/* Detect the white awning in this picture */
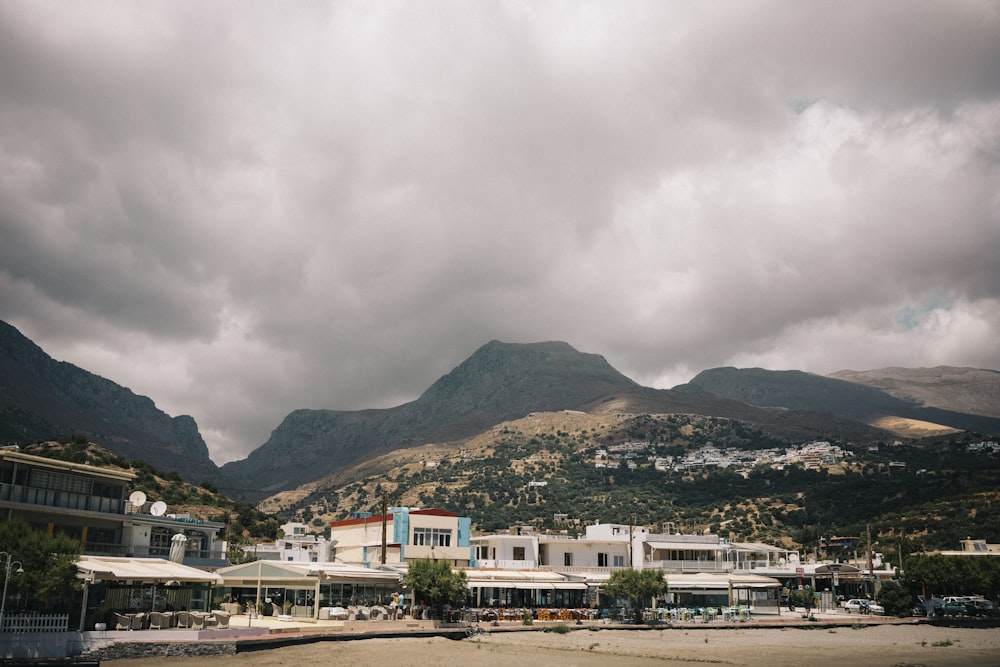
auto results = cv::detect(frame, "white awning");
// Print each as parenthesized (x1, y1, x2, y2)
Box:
(76, 556, 222, 584)
(646, 541, 722, 551)
(553, 582, 588, 590)
(667, 573, 780, 590)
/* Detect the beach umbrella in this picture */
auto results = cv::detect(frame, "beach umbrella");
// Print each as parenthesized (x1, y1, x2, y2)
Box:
(169, 533, 188, 563)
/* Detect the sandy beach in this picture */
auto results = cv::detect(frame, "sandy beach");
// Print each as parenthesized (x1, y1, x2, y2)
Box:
(111, 624, 1000, 667)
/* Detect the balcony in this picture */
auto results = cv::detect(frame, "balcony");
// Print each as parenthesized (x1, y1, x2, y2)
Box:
(645, 559, 733, 573)
(473, 559, 538, 570)
(0, 482, 124, 515)
(404, 544, 470, 563)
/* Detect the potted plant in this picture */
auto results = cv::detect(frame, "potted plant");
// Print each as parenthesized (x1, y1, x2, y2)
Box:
(92, 602, 112, 631)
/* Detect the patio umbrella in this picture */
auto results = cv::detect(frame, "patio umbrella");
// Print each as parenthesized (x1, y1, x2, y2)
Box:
(169, 533, 188, 563)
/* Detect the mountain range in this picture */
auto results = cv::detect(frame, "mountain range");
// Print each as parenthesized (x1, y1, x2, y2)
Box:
(2, 319, 998, 503)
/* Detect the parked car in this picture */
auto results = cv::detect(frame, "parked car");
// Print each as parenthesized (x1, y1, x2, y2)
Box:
(940, 597, 970, 616)
(964, 599, 998, 617)
(841, 598, 884, 615)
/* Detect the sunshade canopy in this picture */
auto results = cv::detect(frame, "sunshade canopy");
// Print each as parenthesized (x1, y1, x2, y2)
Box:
(76, 556, 223, 584)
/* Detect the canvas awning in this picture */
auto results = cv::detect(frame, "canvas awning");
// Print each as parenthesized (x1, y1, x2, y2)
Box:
(667, 572, 780, 590)
(464, 570, 567, 589)
(75, 556, 222, 584)
(646, 541, 723, 551)
(217, 560, 400, 586)
(552, 582, 588, 590)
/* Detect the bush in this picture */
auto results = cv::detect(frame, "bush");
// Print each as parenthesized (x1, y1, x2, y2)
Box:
(875, 580, 913, 617)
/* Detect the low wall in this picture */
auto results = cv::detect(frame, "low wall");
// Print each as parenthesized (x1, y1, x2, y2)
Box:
(2, 632, 80, 660)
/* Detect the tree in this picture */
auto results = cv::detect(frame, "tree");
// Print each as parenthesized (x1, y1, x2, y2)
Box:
(402, 559, 468, 614)
(0, 519, 81, 613)
(603, 568, 668, 623)
(789, 586, 817, 615)
(876, 580, 913, 617)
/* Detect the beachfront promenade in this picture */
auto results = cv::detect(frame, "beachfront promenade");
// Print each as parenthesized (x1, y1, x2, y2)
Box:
(65, 607, 919, 660)
(2, 607, 931, 661)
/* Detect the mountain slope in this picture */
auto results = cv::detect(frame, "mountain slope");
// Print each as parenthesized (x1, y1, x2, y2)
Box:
(830, 366, 1000, 419)
(687, 367, 1000, 436)
(0, 320, 220, 482)
(220, 340, 641, 498)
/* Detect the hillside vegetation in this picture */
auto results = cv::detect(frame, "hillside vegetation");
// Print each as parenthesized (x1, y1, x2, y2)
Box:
(265, 409, 1000, 557)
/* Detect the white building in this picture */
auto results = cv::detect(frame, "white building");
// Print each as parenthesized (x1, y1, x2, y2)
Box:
(327, 507, 472, 567)
(251, 521, 333, 563)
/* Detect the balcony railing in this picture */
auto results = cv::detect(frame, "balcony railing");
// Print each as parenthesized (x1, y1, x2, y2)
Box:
(81, 542, 228, 564)
(0, 482, 124, 515)
(645, 559, 733, 573)
(472, 559, 538, 570)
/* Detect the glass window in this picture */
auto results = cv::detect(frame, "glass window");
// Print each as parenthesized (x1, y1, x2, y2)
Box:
(412, 528, 452, 547)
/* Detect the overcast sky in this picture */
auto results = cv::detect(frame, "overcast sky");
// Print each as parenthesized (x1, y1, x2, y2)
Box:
(2, 2, 999, 465)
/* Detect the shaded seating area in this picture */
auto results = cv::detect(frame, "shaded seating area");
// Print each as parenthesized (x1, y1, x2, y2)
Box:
(77, 556, 225, 632)
(147, 611, 172, 629)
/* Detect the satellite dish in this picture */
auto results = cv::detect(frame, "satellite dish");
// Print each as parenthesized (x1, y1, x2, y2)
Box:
(129, 491, 147, 507)
(150, 501, 168, 516)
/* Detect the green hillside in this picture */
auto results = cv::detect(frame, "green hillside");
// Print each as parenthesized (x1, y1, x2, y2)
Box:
(271, 410, 1000, 558)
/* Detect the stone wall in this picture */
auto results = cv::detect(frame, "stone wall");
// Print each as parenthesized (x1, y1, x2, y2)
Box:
(81, 641, 238, 661)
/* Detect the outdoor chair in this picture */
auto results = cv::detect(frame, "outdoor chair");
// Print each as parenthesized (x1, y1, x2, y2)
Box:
(129, 612, 145, 630)
(175, 611, 192, 628)
(114, 613, 131, 631)
(214, 611, 230, 629)
(190, 613, 206, 630)
(148, 611, 171, 629)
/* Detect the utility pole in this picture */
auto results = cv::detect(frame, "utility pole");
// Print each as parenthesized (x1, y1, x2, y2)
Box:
(866, 524, 875, 598)
(628, 514, 634, 569)
(381, 492, 388, 565)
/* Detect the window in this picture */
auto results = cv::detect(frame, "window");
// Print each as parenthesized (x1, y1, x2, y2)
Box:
(150, 527, 173, 557)
(29, 469, 92, 494)
(613, 555, 625, 567)
(564, 552, 573, 566)
(598, 552, 608, 567)
(512, 546, 525, 561)
(412, 528, 452, 547)
(184, 529, 205, 556)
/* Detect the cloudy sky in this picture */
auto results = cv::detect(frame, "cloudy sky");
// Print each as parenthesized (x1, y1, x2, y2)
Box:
(2, 1, 999, 464)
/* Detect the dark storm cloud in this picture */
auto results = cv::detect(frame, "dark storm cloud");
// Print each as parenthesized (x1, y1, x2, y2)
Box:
(1, 1, 997, 463)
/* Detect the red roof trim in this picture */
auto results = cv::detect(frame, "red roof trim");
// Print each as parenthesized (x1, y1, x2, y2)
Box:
(328, 507, 459, 528)
(409, 508, 459, 518)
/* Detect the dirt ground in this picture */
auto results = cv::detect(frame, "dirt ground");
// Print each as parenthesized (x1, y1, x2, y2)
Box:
(112, 624, 1000, 667)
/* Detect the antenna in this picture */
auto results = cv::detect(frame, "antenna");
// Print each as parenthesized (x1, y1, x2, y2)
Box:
(129, 491, 147, 507)
(150, 501, 168, 516)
